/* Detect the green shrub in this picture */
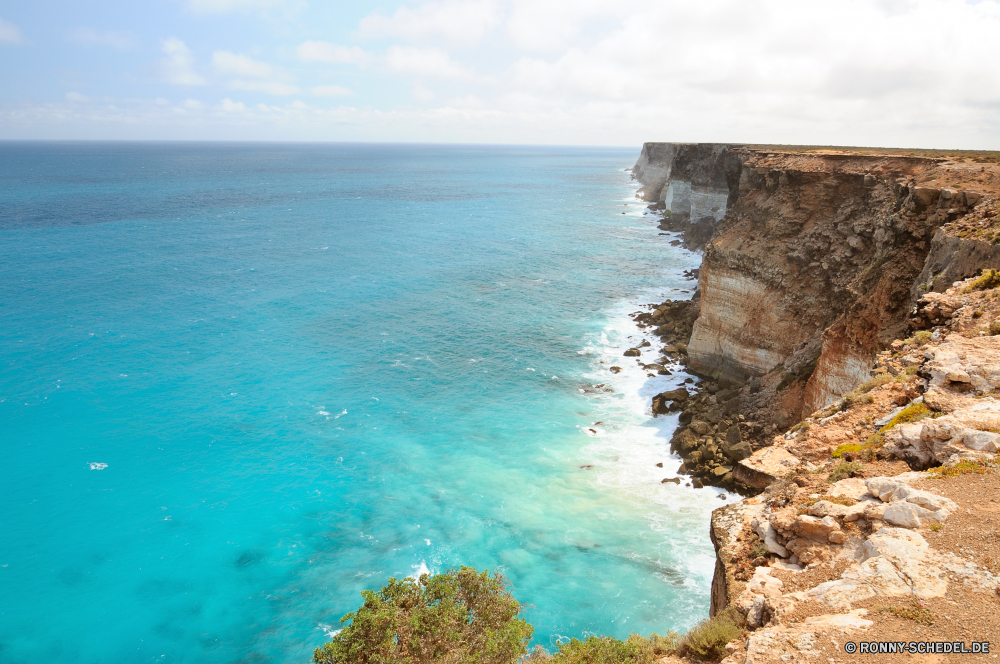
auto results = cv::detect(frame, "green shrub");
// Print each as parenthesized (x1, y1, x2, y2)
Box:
(832, 443, 864, 459)
(963, 269, 1000, 292)
(913, 330, 933, 345)
(828, 461, 863, 483)
(549, 633, 678, 664)
(881, 403, 934, 431)
(313, 567, 533, 664)
(990, 321, 1000, 336)
(678, 606, 743, 661)
(883, 600, 935, 625)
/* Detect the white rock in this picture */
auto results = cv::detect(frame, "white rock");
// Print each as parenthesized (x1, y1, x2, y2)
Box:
(883, 502, 934, 528)
(827, 477, 870, 500)
(752, 517, 790, 558)
(865, 477, 904, 502)
(890, 486, 957, 512)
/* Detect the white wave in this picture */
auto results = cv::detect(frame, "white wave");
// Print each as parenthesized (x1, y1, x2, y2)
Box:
(406, 561, 432, 580)
(317, 623, 341, 638)
(89, 462, 108, 470)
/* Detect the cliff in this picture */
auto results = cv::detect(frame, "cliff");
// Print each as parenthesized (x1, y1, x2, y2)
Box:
(632, 143, 1000, 662)
(705, 275, 1000, 664)
(635, 143, 1000, 441)
(632, 143, 736, 250)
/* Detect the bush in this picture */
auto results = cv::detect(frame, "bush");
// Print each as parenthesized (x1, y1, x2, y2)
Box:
(548, 633, 678, 664)
(313, 567, 533, 664)
(990, 321, 1000, 336)
(832, 443, 864, 459)
(881, 403, 934, 431)
(828, 461, 863, 483)
(963, 269, 1000, 292)
(913, 330, 933, 345)
(678, 606, 743, 661)
(839, 374, 891, 410)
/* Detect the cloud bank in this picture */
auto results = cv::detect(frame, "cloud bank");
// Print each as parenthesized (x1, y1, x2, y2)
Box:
(3, 0, 1000, 146)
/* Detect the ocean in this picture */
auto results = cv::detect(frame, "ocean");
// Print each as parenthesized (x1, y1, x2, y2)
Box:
(0, 142, 733, 663)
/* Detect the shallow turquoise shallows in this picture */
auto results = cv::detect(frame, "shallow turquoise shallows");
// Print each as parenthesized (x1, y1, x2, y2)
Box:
(0, 143, 732, 664)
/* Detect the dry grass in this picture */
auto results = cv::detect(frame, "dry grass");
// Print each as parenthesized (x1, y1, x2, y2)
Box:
(678, 606, 744, 661)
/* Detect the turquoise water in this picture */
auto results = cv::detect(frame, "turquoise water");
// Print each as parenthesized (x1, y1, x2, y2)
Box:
(0, 143, 734, 663)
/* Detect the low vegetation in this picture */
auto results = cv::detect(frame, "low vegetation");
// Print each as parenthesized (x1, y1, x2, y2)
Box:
(313, 568, 532, 664)
(839, 374, 891, 410)
(882, 402, 934, 430)
(316, 569, 740, 664)
(925, 457, 998, 478)
(678, 607, 744, 661)
(532, 632, 680, 664)
(828, 461, 864, 483)
(962, 268, 1000, 292)
(881, 600, 935, 626)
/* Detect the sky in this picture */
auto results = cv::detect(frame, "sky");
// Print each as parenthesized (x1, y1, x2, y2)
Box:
(1, 0, 999, 147)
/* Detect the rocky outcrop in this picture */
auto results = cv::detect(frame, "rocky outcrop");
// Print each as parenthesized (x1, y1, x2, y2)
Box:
(704, 274, 1000, 663)
(632, 143, 736, 250)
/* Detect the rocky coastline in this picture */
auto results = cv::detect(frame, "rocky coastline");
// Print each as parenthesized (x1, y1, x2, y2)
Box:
(628, 143, 1000, 662)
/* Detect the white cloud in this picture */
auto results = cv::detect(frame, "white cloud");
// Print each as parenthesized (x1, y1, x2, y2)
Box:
(213, 51, 275, 78)
(70, 27, 133, 50)
(385, 46, 471, 79)
(230, 80, 300, 95)
(220, 98, 247, 112)
(297, 41, 370, 65)
(0, 17, 23, 43)
(159, 37, 206, 86)
(412, 84, 436, 102)
(7, 0, 1000, 147)
(357, 0, 500, 45)
(505, 0, 620, 52)
(213, 51, 299, 94)
(65, 92, 88, 102)
(312, 85, 354, 96)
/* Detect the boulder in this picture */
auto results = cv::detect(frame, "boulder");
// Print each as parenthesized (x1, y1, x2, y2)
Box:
(883, 502, 944, 528)
(883, 403, 1000, 468)
(671, 428, 699, 454)
(657, 388, 690, 402)
(733, 446, 801, 489)
(623, 348, 641, 357)
(690, 420, 711, 435)
(750, 517, 790, 558)
(723, 441, 753, 463)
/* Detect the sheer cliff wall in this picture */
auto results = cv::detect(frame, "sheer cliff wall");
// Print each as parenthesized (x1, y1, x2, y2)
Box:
(633, 142, 736, 250)
(634, 143, 998, 437)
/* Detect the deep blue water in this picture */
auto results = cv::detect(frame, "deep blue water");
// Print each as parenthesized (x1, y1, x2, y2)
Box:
(0, 142, 733, 664)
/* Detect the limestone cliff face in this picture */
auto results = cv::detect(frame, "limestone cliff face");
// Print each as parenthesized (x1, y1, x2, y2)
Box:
(632, 143, 735, 249)
(635, 141, 998, 445)
(688, 152, 956, 424)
